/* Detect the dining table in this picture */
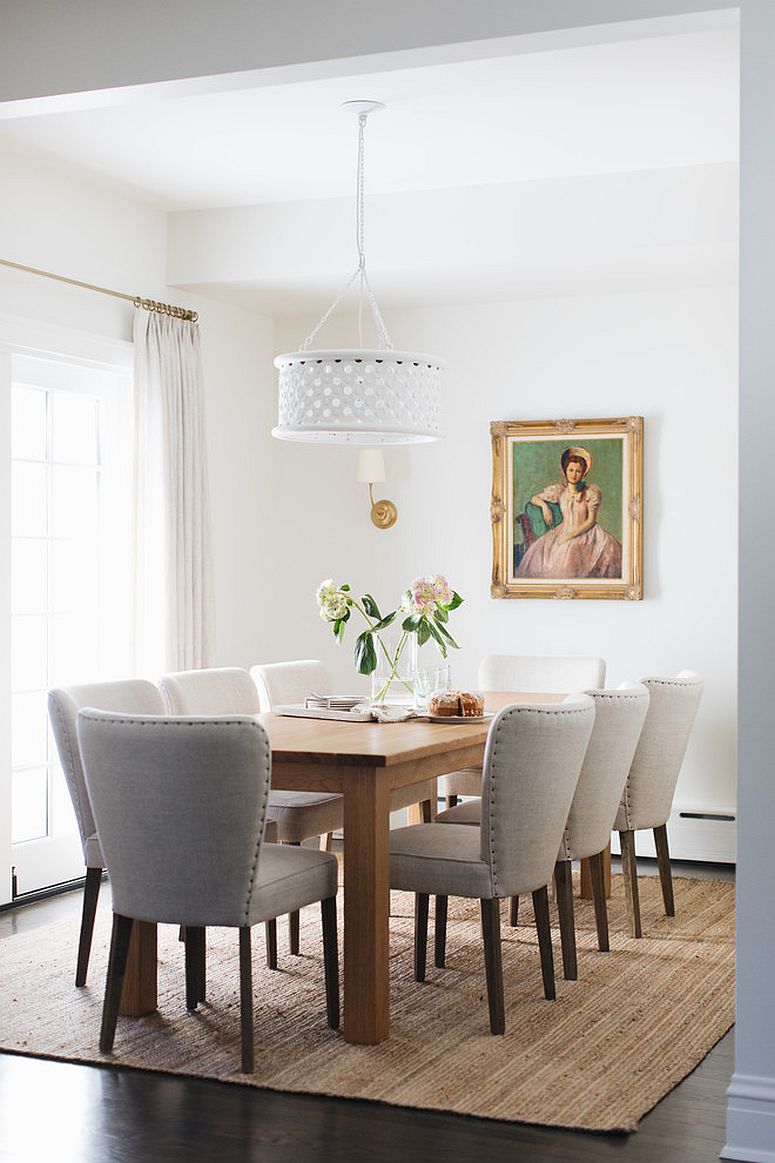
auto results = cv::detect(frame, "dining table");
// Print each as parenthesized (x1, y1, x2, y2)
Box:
(119, 690, 578, 1044)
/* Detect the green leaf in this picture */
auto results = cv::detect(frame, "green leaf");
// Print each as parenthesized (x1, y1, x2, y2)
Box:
(426, 619, 448, 658)
(340, 606, 351, 623)
(445, 591, 463, 610)
(402, 614, 422, 632)
(340, 583, 350, 591)
(435, 604, 449, 623)
(435, 620, 460, 650)
(354, 631, 377, 675)
(362, 593, 381, 620)
(417, 619, 431, 647)
(372, 611, 397, 632)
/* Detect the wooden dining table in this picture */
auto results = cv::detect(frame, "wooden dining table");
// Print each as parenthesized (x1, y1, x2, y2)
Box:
(119, 691, 573, 1044)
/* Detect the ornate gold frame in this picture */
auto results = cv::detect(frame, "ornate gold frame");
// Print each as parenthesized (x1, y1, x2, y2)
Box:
(491, 416, 643, 600)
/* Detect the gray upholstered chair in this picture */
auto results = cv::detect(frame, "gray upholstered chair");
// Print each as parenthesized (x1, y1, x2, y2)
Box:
(159, 666, 338, 963)
(76, 711, 339, 1073)
(438, 655, 606, 806)
(389, 696, 595, 1033)
(251, 658, 438, 821)
(47, 679, 166, 986)
(615, 671, 703, 938)
(438, 684, 650, 980)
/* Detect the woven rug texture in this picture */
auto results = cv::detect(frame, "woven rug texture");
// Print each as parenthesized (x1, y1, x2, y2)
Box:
(0, 872, 734, 1133)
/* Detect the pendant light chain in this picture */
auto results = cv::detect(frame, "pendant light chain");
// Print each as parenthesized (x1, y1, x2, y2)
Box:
(300, 108, 393, 352)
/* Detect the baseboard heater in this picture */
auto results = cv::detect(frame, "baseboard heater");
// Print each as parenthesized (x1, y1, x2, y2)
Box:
(610, 807, 736, 864)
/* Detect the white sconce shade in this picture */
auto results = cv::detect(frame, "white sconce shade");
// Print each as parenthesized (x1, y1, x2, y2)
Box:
(356, 450, 387, 483)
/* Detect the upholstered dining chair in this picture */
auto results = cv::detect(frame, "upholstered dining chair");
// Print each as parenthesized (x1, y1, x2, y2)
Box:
(389, 696, 595, 1033)
(48, 679, 167, 987)
(251, 658, 438, 821)
(159, 666, 341, 963)
(76, 711, 339, 1072)
(615, 671, 703, 938)
(438, 655, 606, 807)
(437, 684, 650, 980)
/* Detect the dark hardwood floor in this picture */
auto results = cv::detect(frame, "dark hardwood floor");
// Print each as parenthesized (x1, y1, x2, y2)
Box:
(0, 859, 735, 1163)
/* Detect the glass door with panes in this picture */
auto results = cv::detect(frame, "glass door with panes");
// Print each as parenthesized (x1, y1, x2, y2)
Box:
(8, 353, 131, 897)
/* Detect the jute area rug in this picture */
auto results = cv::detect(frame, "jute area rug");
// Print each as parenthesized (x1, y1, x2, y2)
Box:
(0, 872, 734, 1133)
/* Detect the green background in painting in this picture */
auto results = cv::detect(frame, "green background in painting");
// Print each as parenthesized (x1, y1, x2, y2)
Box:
(512, 438, 623, 541)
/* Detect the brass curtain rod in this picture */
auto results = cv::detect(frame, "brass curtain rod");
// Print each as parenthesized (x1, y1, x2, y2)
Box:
(0, 257, 199, 323)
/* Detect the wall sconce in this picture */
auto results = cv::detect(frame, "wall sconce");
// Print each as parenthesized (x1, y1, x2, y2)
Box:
(356, 450, 397, 529)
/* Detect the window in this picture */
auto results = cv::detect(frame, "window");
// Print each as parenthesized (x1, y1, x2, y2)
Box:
(8, 353, 132, 891)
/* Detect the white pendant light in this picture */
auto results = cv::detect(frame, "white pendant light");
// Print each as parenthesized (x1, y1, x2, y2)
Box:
(272, 101, 444, 445)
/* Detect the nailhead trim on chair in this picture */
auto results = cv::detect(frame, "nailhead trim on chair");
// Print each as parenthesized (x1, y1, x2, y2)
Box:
(76, 714, 272, 925)
(487, 705, 590, 898)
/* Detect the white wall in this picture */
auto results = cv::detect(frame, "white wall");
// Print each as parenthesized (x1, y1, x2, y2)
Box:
(273, 285, 737, 821)
(0, 142, 276, 670)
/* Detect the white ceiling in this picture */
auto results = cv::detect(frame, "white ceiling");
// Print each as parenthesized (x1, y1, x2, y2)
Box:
(0, 26, 738, 212)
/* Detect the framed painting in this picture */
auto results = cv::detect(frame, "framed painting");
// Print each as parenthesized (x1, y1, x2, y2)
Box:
(490, 417, 643, 600)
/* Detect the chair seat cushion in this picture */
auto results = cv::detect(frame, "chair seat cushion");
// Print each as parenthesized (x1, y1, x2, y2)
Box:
(437, 767, 483, 798)
(248, 844, 338, 925)
(266, 791, 343, 843)
(389, 823, 493, 899)
(436, 799, 482, 826)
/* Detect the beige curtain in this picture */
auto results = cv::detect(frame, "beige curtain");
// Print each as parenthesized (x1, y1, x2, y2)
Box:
(132, 310, 214, 675)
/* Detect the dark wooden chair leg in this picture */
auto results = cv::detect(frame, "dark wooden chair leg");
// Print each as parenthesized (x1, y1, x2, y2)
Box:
(532, 885, 556, 1000)
(289, 911, 300, 955)
(288, 841, 301, 955)
(653, 824, 675, 917)
(509, 896, 519, 927)
(619, 829, 642, 938)
(480, 898, 505, 1034)
(239, 927, 254, 1073)
(554, 860, 577, 981)
(414, 893, 429, 982)
(588, 850, 610, 952)
(99, 913, 134, 1052)
(320, 896, 340, 1029)
(185, 926, 206, 1010)
(75, 866, 102, 987)
(265, 919, 278, 969)
(434, 895, 448, 968)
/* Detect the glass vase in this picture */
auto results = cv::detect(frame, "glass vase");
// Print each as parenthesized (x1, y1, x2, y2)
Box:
(370, 631, 417, 705)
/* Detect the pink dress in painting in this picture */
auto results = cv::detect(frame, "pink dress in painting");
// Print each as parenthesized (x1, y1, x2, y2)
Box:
(517, 483, 622, 580)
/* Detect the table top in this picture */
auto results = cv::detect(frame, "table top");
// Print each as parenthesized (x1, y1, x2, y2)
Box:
(259, 691, 564, 767)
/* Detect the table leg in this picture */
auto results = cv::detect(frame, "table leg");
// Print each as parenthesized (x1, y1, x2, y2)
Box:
(342, 768, 390, 1044)
(118, 921, 158, 1016)
(580, 841, 612, 900)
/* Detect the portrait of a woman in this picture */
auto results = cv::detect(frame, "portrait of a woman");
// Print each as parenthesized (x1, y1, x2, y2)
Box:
(516, 445, 622, 580)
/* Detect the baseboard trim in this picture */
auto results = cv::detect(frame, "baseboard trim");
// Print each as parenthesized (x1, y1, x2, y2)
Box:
(722, 1072, 775, 1162)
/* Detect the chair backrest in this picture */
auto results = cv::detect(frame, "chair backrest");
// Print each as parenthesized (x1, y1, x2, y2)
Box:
(560, 683, 650, 861)
(479, 695, 595, 897)
(250, 660, 334, 711)
(478, 655, 606, 694)
(48, 679, 165, 863)
(159, 667, 261, 715)
(619, 671, 704, 831)
(77, 712, 271, 928)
